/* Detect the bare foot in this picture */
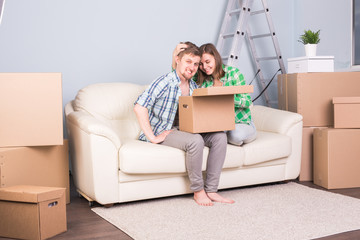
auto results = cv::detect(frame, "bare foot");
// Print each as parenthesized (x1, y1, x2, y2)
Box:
(207, 192, 235, 204)
(194, 190, 213, 206)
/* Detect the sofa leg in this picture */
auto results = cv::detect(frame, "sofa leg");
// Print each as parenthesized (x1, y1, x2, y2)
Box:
(76, 189, 96, 207)
(104, 203, 114, 208)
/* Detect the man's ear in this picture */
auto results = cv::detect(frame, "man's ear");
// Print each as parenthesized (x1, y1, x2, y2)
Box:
(175, 55, 180, 65)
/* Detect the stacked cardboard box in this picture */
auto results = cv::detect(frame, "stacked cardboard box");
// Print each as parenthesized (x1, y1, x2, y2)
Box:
(313, 128, 360, 189)
(312, 97, 360, 189)
(0, 185, 67, 240)
(278, 72, 360, 182)
(0, 73, 70, 203)
(333, 97, 360, 129)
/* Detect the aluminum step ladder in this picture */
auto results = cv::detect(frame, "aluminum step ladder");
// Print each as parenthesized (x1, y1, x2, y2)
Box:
(216, 0, 286, 107)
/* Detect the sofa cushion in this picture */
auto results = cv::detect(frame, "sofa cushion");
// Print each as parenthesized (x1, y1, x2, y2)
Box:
(119, 140, 186, 174)
(119, 140, 245, 174)
(243, 131, 291, 166)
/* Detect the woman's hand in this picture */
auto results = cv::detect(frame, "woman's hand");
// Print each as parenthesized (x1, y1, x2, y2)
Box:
(173, 43, 188, 56)
(172, 43, 188, 69)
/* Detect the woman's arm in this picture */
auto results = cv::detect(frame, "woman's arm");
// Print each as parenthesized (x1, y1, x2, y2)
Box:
(234, 93, 252, 108)
(228, 68, 253, 108)
(172, 43, 188, 70)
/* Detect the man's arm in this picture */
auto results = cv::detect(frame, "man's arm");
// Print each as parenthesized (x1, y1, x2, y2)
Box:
(134, 103, 172, 144)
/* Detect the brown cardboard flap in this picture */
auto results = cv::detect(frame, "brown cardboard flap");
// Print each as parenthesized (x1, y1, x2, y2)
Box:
(192, 85, 253, 96)
(332, 96, 360, 104)
(0, 185, 65, 203)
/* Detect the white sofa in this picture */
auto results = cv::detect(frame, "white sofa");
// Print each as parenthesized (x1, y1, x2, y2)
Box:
(65, 82, 303, 206)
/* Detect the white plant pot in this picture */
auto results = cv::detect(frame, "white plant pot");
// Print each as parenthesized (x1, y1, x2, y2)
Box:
(305, 44, 317, 57)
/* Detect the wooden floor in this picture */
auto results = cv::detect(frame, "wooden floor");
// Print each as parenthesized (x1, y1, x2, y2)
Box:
(1, 176, 360, 240)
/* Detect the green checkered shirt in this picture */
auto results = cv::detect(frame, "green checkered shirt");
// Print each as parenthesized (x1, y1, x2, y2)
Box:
(200, 65, 252, 124)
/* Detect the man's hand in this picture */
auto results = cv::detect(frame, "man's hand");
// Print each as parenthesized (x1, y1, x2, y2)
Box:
(149, 129, 173, 144)
(134, 104, 174, 144)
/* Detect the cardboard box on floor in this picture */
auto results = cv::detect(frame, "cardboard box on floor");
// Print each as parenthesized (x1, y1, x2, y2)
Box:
(333, 97, 360, 129)
(0, 140, 70, 204)
(313, 128, 360, 189)
(0, 73, 63, 147)
(0, 185, 67, 240)
(179, 85, 254, 133)
(278, 72, 360, 127)
(299, 127, 327, 181)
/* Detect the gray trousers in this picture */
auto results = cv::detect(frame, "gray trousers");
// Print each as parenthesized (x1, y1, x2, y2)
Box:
(160, 129, 227, 193)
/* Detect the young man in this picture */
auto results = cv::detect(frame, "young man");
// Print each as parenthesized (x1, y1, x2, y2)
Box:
(134, 42, 234, 206)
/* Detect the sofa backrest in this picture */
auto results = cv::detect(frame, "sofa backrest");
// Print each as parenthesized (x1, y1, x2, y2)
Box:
(74, 82, 147, 141)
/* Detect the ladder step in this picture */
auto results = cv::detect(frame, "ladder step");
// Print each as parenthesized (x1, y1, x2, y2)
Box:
(228, 8, 242, 16)
(260, 79, 274, 83)
(221, 32, 236, 39)
(221, 56, 229, 61)
(256, 56, 278, 61)
(251, 9, 266, 15)
(250, 33, 272, 39)
(268, 100, 278, 104)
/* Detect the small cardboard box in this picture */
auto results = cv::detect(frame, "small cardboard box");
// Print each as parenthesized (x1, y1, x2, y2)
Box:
(313, 128, 360, 189)
(333, 97, 360, 129)
(0, 73, 63, 147)
(299, 127, 327, 181)
(278, 72, 360, 127)
(0, 140, 70, 204)
(287, 56, 334, 73)
(179, 85, 253, 133)
(0, 185, 67, 240)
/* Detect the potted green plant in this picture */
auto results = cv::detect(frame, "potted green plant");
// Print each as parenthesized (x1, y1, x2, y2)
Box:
(298, 29, 320, 57)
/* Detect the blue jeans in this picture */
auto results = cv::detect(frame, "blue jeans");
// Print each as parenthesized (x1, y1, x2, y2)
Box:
(227, 121, 257, 146)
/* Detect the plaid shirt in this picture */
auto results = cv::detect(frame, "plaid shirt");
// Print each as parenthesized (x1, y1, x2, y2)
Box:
(201, 65, 252, 124)
(135, 70, 198, 141)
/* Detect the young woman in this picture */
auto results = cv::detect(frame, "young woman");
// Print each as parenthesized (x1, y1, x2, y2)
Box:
(173, 43, 256, 146)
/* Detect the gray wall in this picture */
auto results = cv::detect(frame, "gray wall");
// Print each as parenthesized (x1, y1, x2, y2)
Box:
(0, 0, 354, 113)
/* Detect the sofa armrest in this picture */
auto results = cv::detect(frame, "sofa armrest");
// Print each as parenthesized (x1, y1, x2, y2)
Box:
(66, 111, 121, 149)
(252, 105, 303, 179)
(252, 105, 303, 135)
(65, 103, 120, 204)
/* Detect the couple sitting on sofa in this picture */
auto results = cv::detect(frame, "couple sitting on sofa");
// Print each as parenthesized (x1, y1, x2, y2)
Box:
(133, 41, 256, 206)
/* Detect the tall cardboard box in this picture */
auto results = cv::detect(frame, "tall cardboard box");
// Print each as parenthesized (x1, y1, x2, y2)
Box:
(0, 140, 70, 203)
(313, 128, 360, 189)
(333, 97, 360, 129)
(278, 72, 360, 127)
(299, 127, 327, 181)
(0, 185, 67, 240)
(179, 85, 253, 133)
(0, 73, 63, 147)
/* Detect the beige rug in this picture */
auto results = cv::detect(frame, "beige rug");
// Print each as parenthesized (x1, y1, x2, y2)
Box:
(92, 182, 360, 240)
